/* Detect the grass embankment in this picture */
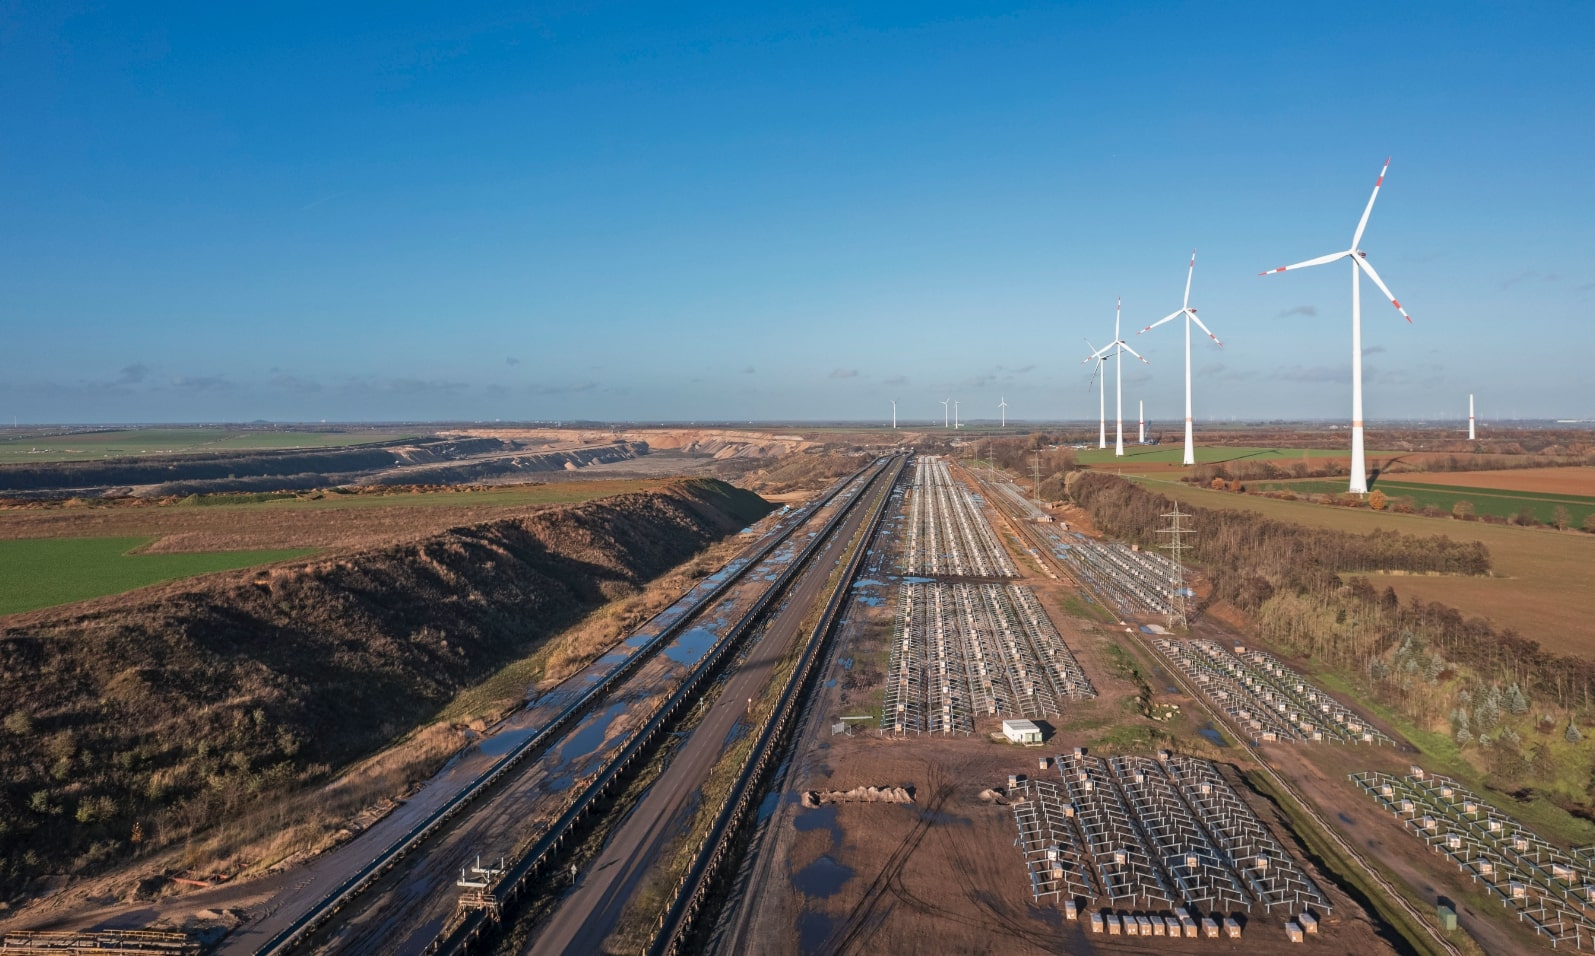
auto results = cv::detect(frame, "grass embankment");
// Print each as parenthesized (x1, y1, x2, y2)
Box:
(0, 537, 316, 616)
(0, 428, 414, 464)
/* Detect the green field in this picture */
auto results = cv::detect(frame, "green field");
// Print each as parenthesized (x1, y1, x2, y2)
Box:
(1251, 478, 1595, 527)
(170, 479, 670, 512)
(0, 428, 417, 464)
(1073, 444, 1388, 467)
(0, 537, 317, 616)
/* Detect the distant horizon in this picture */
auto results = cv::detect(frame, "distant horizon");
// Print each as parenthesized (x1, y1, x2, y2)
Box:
(5, 418, 1592, 431)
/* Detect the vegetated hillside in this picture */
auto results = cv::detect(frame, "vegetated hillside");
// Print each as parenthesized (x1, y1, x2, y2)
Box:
(0, 478, 771, 896)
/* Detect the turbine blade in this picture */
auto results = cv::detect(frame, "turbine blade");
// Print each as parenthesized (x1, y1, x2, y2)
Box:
(1183, 249, 1196, 310)
(1188, 310, 1224, 347)
(1139, 310, 1183, 334)
(1351, 156, 1391, 250)
(1120, 341, 1149, 364)
(1354, 255, 1413, 323)
(1260, 250, 1348, 275)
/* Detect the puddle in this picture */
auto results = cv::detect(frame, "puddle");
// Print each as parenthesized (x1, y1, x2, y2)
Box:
(794, 804, 843, 846)
(797, 910, 834, 951)
(791, 854, 854, 898)
(663, 627, 720, 667)
(478, 727, 535, 758)
(823, 679, 837, 688)
(595, 652, 628, 668)
(756, 789, 781, 824)
(1196, 725, 1228, 748)
(547, 774, 574, 792)
(1338, 812, 1355, 825)
(624, 634, 653, 649)
(918, 807, 971, 827)
(558, 701, 629, 764)
(852, 579, 883, 587)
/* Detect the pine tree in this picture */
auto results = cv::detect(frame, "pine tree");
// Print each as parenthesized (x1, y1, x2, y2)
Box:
(1568, 722, 1583, 744)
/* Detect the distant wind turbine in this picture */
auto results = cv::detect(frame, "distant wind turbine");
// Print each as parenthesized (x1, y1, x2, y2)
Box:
(891, 399, 897, 430)
(1084, 297, 1148, 456)
(940, 399, 950, 429)
(954, 400, 960, 429)
(1138, 400, 1145, 444)
(1084, 339, 1108, 449)
(1139, 249, 1224, 466)
(1468, 394, 1475, 440)
(999, 396, 1007, 429)
(1261, 157, 1411, 494)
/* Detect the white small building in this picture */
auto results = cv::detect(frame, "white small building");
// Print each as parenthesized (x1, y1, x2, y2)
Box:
(1002, 718, 1044, 746)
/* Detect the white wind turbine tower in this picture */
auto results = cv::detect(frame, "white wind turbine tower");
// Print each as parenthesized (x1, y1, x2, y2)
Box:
(1139, 249, 1224, 466)
(1084, 338, 1109, 448)
(999, 396, 1007, 429)
(940, 399, 950, 429)
(1138, 400, 1145, 444)
(891, 400, 897, 429)
(1084, 297, 1148, 456)
(954, 400, 960, 429)
(1261, 157, 1411, 494)
(1469, 394, 1475, 440)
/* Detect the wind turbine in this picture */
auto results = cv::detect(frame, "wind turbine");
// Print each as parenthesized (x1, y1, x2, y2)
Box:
(1083, 339, 1108, 448)
(954, 401, 960, 429)
(1138, 400, 1145, 444)
(1139, 249, 1224, 466)
(1261, 157, 1411, 494)
(891, 399, 897, 430)
(998, 396, 1007, 429)
(1468, 394, 1475, 440)
(940, 399, 949, 429)
(1084, 297, 1148, 456)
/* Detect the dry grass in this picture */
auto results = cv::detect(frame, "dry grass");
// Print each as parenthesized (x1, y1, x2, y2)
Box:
(1132, 475, 1595, 649)
(0, 480, 672, 554)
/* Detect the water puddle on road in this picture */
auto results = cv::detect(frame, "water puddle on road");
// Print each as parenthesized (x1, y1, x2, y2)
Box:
(478, 727, 535, 758)
(663, 626, 719, 667)
(1196, 724, 1228, 747)
(793, 804, 843, 847)
(791, 854, 854, 898)
(797, 912, 834, 952)
(558, 701, 629, 764)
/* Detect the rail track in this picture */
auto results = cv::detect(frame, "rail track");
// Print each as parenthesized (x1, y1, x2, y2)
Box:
(426, 456, 902, 955)
(246, 462, 879, 955)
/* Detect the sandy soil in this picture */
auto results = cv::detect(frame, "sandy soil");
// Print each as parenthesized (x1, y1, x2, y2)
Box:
(1383, 466, 1595, 496)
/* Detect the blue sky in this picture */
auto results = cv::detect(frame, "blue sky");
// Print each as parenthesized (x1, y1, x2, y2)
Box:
(2, 2, 1591, 424)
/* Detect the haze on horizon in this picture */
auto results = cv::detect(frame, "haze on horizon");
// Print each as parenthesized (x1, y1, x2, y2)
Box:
(2, 3, 1591, 426)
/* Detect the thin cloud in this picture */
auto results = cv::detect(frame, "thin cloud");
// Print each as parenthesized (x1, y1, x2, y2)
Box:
(1501, 270, 1560, 290)
(1362, 345, 1387, 357)
(505, 356, 521, 366)
(741, 365, 756, 374)
(170, 376, 233, 391)
(1275, 305, 1318, 318)
(529, 381, 597, 396)
(828, 368, 858, 379)
(117, 363, 150, 385)
(882, 375, 907, 387)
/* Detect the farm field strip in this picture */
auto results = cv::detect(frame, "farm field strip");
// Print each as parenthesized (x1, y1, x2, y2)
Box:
(1251, 478, 1595, 526)
(0, 428, 413, 464)
(882, 582, 1094, 734)
(0, 536, 317, 616)
(902, 456, 1016, 577)
(1352, 767, 1595, 950)
(1013, 752, 1328, 919)
(1151, 638, 1392, 747)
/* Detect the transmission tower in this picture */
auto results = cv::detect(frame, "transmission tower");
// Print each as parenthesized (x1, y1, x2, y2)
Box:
(1157, 506, 1195, 630)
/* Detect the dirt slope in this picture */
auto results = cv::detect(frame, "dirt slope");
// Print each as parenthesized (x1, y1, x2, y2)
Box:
(0, 478, 771, 898)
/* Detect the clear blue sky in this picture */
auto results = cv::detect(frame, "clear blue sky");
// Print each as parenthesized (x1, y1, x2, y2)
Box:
(2, 2, 1591, 425)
